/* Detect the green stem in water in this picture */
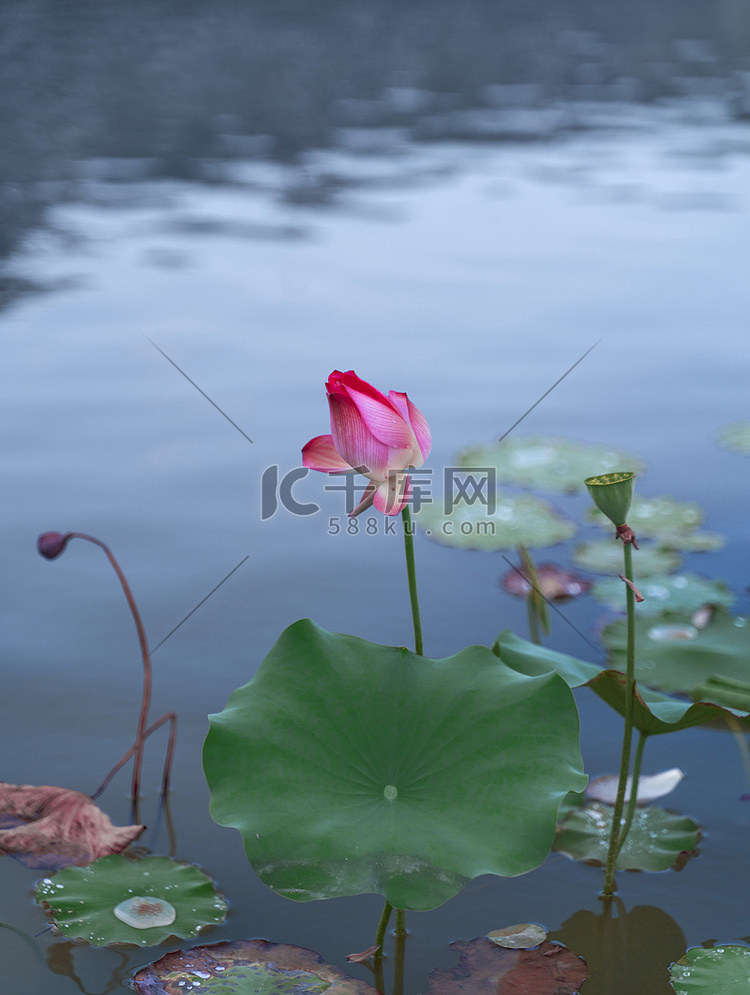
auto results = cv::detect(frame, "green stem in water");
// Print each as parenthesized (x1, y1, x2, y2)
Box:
(373, 900, 393, 995)
(615, 730, 648, 858)
(401, 505, 423, 655)
(374, 899, 393, 955)
(603, 538, 637, 896)
(393, 910, 407, 995)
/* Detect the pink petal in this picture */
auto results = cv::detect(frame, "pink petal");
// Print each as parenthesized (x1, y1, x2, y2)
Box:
(302, 435, 353, 473)
(388, 391, 431, 464)
(329, 392, 392, 481)
(343, 383, 414, 450)
(373, 473, 411, 516)
(0, 783, 144, 871)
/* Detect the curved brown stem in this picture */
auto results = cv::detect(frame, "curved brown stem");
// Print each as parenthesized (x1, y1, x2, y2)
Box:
(68, 534, 152, 812)
(91, 712, 177, 805)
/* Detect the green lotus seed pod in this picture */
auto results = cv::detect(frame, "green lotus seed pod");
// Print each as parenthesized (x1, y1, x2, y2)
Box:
(584, 471, 636, 526)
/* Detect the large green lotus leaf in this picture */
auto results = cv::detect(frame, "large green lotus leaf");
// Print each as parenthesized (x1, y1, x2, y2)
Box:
(592, 573, 734, 615)
(670, 945, 750, 994)
(457, 435, 644, 493)
(416, 490, 576, 550)
(492, 630, 601, 687)
(132, 939, 377, 994)
(553, 800, 701, 872)
(493, 631, 740, 734)
(573, 540, 681, 576)
(718, 419, 750, 456)
(35, 855, 227, 947)
(426, 937, 588, 993)
(602, 609, 750, 700)
(585, 671, 745, 736)
(203, 619, 587, 912)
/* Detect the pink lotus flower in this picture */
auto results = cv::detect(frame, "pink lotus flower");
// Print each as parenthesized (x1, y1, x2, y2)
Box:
(302, 370, 431, 516)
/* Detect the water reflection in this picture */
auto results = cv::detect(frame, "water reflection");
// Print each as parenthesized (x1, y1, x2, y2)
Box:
(551, 899, 686, 994)
(2, 0, 750, 277)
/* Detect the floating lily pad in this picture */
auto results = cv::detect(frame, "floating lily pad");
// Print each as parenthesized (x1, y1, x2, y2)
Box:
(663, 532, 726, 553)
(553, 800, 700, 872)
(487, 922, 547, 949)
(36, 855, 227, 947)
(719, 419, 750, 456)
(417, 491, 576, 550)
(586, 502, 724, 550)
(204, 619, 586, 912)
(592, 573, 734, 615)
(602, 609, 750, 702)
(427, 937, 588, 993)
(573, 540, 681, 576)
(457, 435, 644, 493)
(587, 494, 702, 534)
(133, 939, 378, 994)
(493, 631, 746, 734)
(670, 945, 750, 994)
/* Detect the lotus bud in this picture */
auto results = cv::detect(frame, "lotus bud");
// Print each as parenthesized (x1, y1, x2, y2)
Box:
(37, 532, 72, 560)
(584, 472, 636, 527)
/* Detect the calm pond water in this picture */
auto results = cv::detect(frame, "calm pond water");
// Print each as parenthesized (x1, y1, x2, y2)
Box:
(2, 9, 750, 991)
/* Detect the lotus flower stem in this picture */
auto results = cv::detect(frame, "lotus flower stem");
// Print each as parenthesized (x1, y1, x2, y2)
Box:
(401, 505, 423, 655)
(615, 730, 648, 859)
(603, 537, 638, 895)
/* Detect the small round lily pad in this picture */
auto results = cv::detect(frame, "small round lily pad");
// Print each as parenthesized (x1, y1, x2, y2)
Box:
(457, 436, 644, 493)
(553, 800, 701, 871)
(719, 420, 750, 456)
(487, 923, 547, 949)
(670, 944, 750, 994)
(573, 541, 681, 577)
(591, 573, 734, 615)
(417, 491, 576, 551)
(36, 855, 227, 947)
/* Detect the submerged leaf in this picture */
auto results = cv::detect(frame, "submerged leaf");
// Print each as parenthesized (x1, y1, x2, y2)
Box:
(458, 435, 644, 492)
(36, 855, 227, 947)
(554, 800, 700, 872)
(427, 937, 587, 993)
(500, 562, 591, 601)
(133, 939, 378, 994)
(586, 769, 685, 805)
(417, 491, 576, 550)
(204, 619, 587, 912)
(0, 784, 144, 871)
(670, 944, 750, 994)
